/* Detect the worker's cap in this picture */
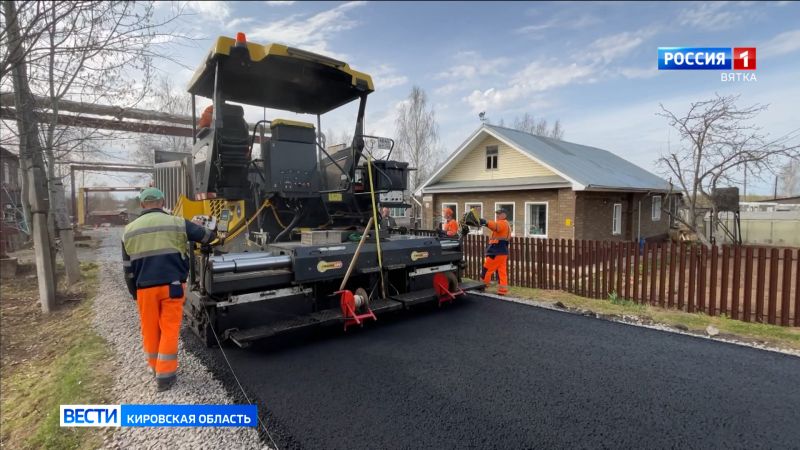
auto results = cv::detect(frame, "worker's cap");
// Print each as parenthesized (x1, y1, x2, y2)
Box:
(495, 208, 508, 215)
(443, 207, 453, 216)
(139, 187, 164, 202)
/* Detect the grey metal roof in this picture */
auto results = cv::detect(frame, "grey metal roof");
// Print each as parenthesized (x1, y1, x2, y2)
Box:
(424, 176, 570, 193)
(485, 125, 671, 192)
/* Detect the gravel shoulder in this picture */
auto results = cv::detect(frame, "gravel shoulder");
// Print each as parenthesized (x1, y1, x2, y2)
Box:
(87, 228, 264, 449)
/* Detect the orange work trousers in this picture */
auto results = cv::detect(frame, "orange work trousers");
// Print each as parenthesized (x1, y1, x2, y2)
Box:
(481, 254, 509, 295)
(136, 284, 185, 380)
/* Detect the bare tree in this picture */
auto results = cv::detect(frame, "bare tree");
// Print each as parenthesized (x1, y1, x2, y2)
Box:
(512, 112, 565, 139)
(134, 76, 192, 165)
(2, 0, 56, 311)
(0, 1, 78, 80)
(1, 0, 189, 308)
(656, 94, 800, 237)
(777, 158, 800, 197)
(394, 86, 440, 193)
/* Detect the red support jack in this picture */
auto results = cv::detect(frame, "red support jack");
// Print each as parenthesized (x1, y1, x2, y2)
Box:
(433, 272, 464, 306)
(336, 289, 377, 331)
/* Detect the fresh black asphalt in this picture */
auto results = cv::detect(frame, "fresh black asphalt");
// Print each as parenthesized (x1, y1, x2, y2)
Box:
(186, 294, 800, 449)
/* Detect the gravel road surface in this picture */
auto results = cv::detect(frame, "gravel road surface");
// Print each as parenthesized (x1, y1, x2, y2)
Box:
(86, 228, 264, 449)
(192, 292, 800, 449)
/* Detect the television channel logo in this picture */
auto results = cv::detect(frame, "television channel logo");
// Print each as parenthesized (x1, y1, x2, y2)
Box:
(61, 405, 121, 427)
(658, 47, 757, 82)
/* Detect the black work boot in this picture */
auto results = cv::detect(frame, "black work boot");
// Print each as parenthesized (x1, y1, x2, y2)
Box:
(156, 375, 177, 392)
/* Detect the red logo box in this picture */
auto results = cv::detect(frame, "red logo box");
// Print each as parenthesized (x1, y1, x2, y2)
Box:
(733, 47, 756, 70)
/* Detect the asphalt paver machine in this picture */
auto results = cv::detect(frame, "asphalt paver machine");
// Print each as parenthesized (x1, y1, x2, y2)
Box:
(158, 34, 483, 347)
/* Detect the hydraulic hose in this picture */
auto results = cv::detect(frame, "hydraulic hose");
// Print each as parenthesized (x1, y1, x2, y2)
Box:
(273, 205, 306, 242)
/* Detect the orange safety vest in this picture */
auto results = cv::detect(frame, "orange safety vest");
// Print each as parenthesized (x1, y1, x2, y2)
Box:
(443, 218, 459, 236)
(486, 219, 510, 255)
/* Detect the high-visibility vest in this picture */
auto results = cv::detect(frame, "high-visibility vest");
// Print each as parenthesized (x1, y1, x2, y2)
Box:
(122, 210, 206, 291)
(123, 212, 190, 261)
(487, 219, 510, 244)
(485, 219, 511, 255)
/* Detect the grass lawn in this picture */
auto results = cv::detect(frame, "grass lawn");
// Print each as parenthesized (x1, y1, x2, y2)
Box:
(502, 285, 800, 352)
(1, 261, 114, 449)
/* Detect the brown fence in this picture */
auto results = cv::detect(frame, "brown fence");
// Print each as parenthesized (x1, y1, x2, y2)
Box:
(460, 235, 800, 327)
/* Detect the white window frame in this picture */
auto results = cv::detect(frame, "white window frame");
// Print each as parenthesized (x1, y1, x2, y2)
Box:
(494, 201, 516, 237)
(464, 202, 483, 235)
(485, 145, 498, 170)
(441, 202, 458, 221)
(612, 203, 622, 235)
(389, 207, 407, 217)
(524, 201, 548, 238)
(651, 195, 662, 221)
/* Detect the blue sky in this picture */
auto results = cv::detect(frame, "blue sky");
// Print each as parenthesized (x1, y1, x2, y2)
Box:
(149, 0, 800, 194)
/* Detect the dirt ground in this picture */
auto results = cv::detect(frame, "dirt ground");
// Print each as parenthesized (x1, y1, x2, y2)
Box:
(0, 236, 111, 449)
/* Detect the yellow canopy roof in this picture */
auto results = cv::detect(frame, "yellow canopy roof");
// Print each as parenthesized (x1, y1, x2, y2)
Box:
(187, 36, 374, 115)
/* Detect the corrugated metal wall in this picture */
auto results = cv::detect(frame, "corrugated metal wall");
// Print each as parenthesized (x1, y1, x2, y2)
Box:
(154, 159, 193, 210)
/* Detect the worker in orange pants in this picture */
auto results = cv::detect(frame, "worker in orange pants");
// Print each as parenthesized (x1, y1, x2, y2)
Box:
(479, 208, 511, 295)
(122, 188, 216, 391)
(481, 254, 509, 295)
(136, 283, 185, 381)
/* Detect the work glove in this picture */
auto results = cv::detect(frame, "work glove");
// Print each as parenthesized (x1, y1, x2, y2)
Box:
(479, 218, 487, 226)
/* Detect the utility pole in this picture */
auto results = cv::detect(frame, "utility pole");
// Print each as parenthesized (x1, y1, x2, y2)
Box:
(742, 162, 747, 201)
(773, 175, 778, 200)
(4, 0, 57, 312)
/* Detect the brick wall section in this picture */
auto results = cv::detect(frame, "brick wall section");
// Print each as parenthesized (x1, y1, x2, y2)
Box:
(556, 189, 576, 239)
(425, 190, 673, 241)
(430, 189, 576, 239)
(576, 192, 671, 241)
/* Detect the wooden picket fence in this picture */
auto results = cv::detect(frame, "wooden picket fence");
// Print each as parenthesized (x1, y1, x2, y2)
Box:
(456, 234, 799, 327)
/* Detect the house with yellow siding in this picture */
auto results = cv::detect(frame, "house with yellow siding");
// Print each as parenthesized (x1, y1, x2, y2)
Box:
(416, 124, 678, 242)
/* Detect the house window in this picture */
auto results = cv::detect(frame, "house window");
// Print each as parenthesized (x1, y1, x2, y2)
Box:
(441, 202, 458, 221)
(389, 207, 407, 217)
(485, 146, 498, 170)
(525, 202, 547, 237)
(494, 202, 515, 236)
(464, 202, 483, 234)
(651, 195, 662, 221)
(2, 162, 9, 184)
(612, 203, 622, 235)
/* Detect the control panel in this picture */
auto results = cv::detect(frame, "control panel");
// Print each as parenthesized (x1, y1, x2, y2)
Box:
(261, 121, 321, 198)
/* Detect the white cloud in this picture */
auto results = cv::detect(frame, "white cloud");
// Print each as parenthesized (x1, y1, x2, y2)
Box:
(588, 29, 656, 64)
(435, 56, 510, 80)
(515, 14, 599, 36)
(227, 17, 256, 30)
(617, 66, 660, 79)
(515, 19, 558, 34)
(678, 2, 741, 30)
(265, 1, 296, 5)
(433, 53, 511, 96)
(760, 29, 800, 58)
(369, 64, 408, 89)
(463, 27, 654, 113)
(182, 1, 231, 20)
(464, 59, 575, 114)
(247, 1, 366, 58)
